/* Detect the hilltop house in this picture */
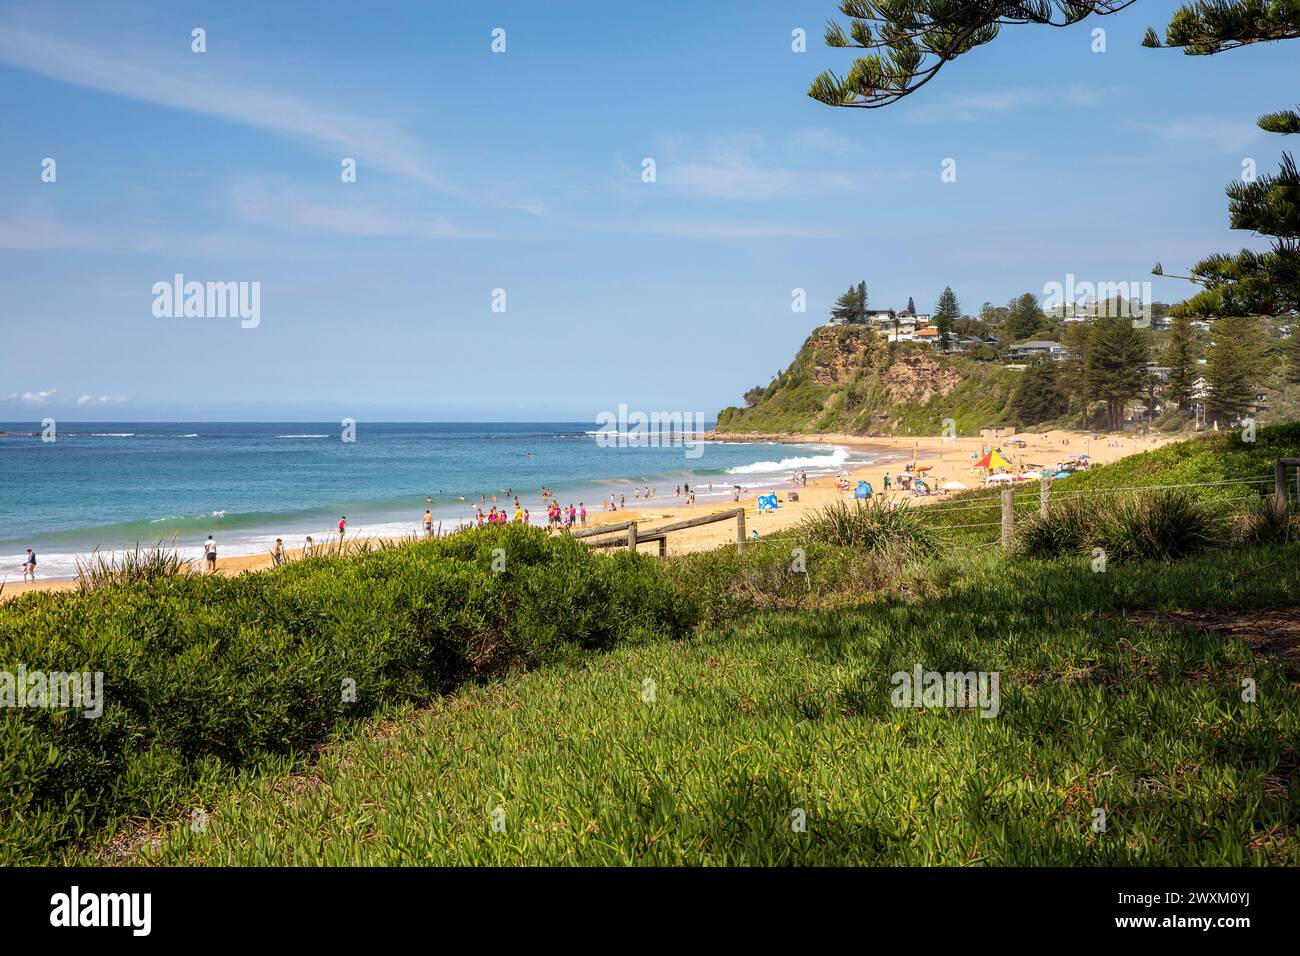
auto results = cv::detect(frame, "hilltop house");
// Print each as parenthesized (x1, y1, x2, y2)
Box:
(827, 307, 978, 351)
(1008, 340, 1065, 361)
(829, 307, 897, 328)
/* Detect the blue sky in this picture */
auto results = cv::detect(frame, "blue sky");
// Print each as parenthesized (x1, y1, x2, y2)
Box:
(0, 0, 1294, 420)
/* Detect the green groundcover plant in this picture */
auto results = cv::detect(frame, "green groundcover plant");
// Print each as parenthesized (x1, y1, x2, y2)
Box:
(0, 524, 690, 864)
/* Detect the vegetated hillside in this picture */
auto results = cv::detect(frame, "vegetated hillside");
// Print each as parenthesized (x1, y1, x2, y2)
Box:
(1053, 420, 1300, 499)
(716, 325, 1018, 436)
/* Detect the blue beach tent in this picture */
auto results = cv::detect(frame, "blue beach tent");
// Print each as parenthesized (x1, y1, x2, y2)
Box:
(757, 493, 779, 512)
(854, 481, 872, 499)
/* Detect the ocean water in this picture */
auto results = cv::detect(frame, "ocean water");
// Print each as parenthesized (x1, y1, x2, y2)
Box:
(0, 422, 884, 581)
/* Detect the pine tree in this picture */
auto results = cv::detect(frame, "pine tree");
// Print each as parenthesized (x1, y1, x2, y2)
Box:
(1284, 327, 1300, 385)
(831, 281, 869, 324)
(1163, 108, 1299, 317)
(1059, 322, 1094, 426)
(1165, 314, 1199, 411)
(1204, 314, 1268, 423)
(808, 2, 1298, 109)
(907, 296, 917, 316)
(1001, 293, 1045, 343)
(1011, 356, 1069, 426)
(933, 286, 959, 351)
(1085, 314, 1150, 431)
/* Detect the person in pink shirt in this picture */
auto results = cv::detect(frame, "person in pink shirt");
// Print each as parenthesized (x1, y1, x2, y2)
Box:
(338, 516, 347, 538)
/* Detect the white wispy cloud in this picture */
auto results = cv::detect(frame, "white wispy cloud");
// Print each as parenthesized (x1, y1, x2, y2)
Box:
(0, 200, 110, 251)
(0, 23, 468, 200)
(2, 389, 129, 407)
(229, 182, 486, 239)
(620, 136, 868, 202)
(77, 394, 126, 406)
(1137, 117, 1263, 155)
(915, 85, 1108, 121)
(789, 127, 858, 155)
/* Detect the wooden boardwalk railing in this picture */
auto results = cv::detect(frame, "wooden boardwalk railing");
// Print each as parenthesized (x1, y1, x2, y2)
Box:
(572, 507, 747, 556)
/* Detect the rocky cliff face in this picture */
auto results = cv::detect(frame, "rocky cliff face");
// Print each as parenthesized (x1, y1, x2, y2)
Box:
(805, 326, 880, 385)
(881, 352, 962, 404)
(716, 323, 1015, 435)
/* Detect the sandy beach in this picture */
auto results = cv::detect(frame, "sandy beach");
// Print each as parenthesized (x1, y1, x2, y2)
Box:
(0, 428, 1174, 601)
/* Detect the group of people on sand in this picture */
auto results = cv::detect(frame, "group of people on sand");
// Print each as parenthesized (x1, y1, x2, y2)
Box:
(468, 492, 589, 531)
(195, 514, 348, 575)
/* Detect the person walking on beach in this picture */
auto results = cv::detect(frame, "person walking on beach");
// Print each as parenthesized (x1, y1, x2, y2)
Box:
(203, 535, 217, 573)
(304, 535, 314, 557)
(423, 510, 434, 537)
(273, 538, 285, 566)
(338, 516, 347, 539)
(22, 549, 36, 581)
(579, 502, 587, 527)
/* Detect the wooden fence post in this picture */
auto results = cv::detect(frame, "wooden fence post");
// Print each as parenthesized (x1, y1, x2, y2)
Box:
(658, 537, 667, 558)
(627, 521, 638, 552)
(1001, 487, 1015, 550)
(1275, 459, 1288, 516)
(736, 510, 746, 554)
(1040, 475, 1051, 519)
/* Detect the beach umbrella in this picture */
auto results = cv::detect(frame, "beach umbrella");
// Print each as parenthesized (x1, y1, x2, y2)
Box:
(913, 479, 930, 494)
(941, 480, 967, 491)
(1020, 471, 1043, 480)
(1053, 471, 1070, 479)
(986, 473, 1013, 483)
(974, 449, 1011, 470)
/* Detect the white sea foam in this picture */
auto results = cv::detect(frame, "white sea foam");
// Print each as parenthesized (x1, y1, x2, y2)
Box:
(276, 434, 329, 439)
(726, 447, 853, 475)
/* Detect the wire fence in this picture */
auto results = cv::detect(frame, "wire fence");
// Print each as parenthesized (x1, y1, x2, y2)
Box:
(590, 462, 1298, 559)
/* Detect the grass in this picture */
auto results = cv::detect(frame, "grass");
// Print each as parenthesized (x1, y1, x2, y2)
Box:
(6, 422, 1300, 865)
(134, 543, 1300, 866)
(0, 524, 689, 864)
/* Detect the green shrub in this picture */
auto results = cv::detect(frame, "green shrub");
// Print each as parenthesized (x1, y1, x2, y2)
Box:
(0, 524, 690, 864)
(797, 498, 941, 557)
(1093, 491, 1225, 563)
(1013, 498, 1100, 559)
(1232, 497, 1299, 546)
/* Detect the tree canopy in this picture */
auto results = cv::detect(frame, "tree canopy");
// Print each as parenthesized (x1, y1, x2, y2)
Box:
(831, 281, 870, 323)
(809, 0, 1299, 108)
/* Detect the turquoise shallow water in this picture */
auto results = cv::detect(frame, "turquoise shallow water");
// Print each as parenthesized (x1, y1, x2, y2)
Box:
(0, 421, 878, 579)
